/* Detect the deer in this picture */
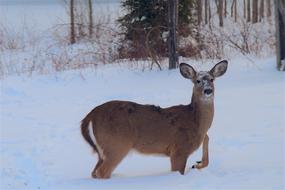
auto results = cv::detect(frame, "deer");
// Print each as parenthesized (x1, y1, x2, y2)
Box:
(81, 60, 228, 179)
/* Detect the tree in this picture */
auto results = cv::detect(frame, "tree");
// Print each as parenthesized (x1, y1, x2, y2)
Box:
(224, 0, 227, 18)
(231, 0, 234, 17)
(247, 0, 251, 22)
(218, 0, 224, 26)
(252, 0, 258, 23)
(208, 0, 212, 25)
(118, 0, 196, 59)
(197, 0, 202, 25)
(168, 0, 178, 69)
(267, 0, 271, 17)
(88, 0, 93, 37)
(70, 0, 75, 44)
(231, 0, 237, 22)
(244, 0, 247, 19)
(259, 0, 264, 21)
(205, 0, 208, 24)
(66, 0, 94, 43)
(234, 0, 237, 22)
(275, 0, 285, 71)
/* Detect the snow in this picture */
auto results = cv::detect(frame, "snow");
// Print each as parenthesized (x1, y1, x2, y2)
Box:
(1, 56, 284, 190)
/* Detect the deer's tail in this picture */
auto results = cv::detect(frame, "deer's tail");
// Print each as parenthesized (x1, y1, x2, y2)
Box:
(81, 113, 98, 153)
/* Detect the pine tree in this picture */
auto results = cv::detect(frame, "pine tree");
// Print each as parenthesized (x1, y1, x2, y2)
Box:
(117, 0, 196, 59)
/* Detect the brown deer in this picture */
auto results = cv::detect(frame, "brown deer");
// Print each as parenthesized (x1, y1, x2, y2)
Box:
(81, 60, 228, 179)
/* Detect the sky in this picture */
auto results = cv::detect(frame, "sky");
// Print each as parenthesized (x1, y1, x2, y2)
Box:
(0, 0, 120, 5)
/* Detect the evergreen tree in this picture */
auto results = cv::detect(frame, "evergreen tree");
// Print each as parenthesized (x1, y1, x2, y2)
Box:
(118, 0, 196, 59)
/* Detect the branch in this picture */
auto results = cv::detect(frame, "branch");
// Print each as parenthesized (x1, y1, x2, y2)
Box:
(145, 25, 168, 70)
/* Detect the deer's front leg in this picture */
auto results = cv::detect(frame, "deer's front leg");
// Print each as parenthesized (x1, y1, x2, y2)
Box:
(170, 151, 188, 175)
(192, 134, 209, 169)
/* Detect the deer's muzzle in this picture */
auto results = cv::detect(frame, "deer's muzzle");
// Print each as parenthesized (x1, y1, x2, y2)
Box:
(204, 89, 213, 95)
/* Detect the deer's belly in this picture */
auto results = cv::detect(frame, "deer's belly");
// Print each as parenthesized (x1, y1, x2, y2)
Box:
(133, 139, 171, 155)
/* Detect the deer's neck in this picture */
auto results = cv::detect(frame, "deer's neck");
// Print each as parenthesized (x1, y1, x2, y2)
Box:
(190, 92, 214, 132)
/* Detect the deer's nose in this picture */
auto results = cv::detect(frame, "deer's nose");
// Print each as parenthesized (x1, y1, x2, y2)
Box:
(204, 89, 213, 95)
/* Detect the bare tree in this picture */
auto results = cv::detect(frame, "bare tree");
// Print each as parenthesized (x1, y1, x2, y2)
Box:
(70, 0, 75, 44)
(168, 0, 178, 69)
(197, 0, 202, 25)
(231, 0, 237, 22)
(231, 0, 234, 17)
(88, 0, 93, 37)
(224, 0, 227, 18)
(259, 0, 264, 21)
(247, 0, 251, 22)
(252, 0, 258, 23)
(218, 0, 224, 26)
(205, 0, 208, 24)
(267, 0, 271, 17)
(76, 3, 87, 38)
(209, 0, 212, 26)
(275, 0, 285, 71)
(234, 0, 237, 22)
(244, 0, 247, 19)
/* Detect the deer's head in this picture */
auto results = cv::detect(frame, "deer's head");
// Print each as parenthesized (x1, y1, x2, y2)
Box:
(179, 60, 228, 101)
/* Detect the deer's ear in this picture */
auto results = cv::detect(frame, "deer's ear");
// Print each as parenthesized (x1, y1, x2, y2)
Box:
(210, 60, 228, 78)
(179, 63, 196, 80)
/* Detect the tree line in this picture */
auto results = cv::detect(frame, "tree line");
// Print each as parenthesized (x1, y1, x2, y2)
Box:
(204, 0, 272, 27)
(68, 0, 94, 44)
(66, 0, 274, 68)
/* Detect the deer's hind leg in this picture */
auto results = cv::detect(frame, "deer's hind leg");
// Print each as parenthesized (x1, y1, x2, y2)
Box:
(192, 134, 209, 169)
(91, 156, 103, 178)
(94, 143, 132, 179)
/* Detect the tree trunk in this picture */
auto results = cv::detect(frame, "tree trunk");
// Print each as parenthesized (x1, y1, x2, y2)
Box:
(259, 0, 264, 21)
(168, 0, 178, 69)
(231, 0, 234, 17)
(247, 0, 251, 22)
(205, 0, 208, 24)
(88, 0, 93, 38)
(209, 0, 212, 25)
(234, 0, 237, 22)
(267, 0, 271, 17)
(275, 0, 285, 71)
(197, 0, 202, 25)
(219, 0, 224, 26)
(244, 0, 247, 19)
(70, 0, 75, 44)
(252, 0, 258, 23)
(224, 0, 227, 18)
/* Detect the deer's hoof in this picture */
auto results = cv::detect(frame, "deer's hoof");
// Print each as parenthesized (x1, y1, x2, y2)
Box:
(91, 171, 98, 178)
(192, 161, 202, 169)
(192, 161, 208, 169)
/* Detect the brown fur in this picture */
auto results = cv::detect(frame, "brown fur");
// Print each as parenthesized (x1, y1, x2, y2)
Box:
(81, 60, 228, 179)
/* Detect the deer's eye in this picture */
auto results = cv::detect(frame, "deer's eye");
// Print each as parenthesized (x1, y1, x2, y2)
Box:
(210, 79, 214, 82)
(196, 80, 201, 84)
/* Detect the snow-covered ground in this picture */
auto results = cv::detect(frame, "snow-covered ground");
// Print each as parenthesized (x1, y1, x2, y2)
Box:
(1, 56, 284, 190)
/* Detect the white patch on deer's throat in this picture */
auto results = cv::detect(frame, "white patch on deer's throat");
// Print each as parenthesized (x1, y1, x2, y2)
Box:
(200, 92, 214, 103)
(88, 121, 105, 160)
(200, 96, 213, 103)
